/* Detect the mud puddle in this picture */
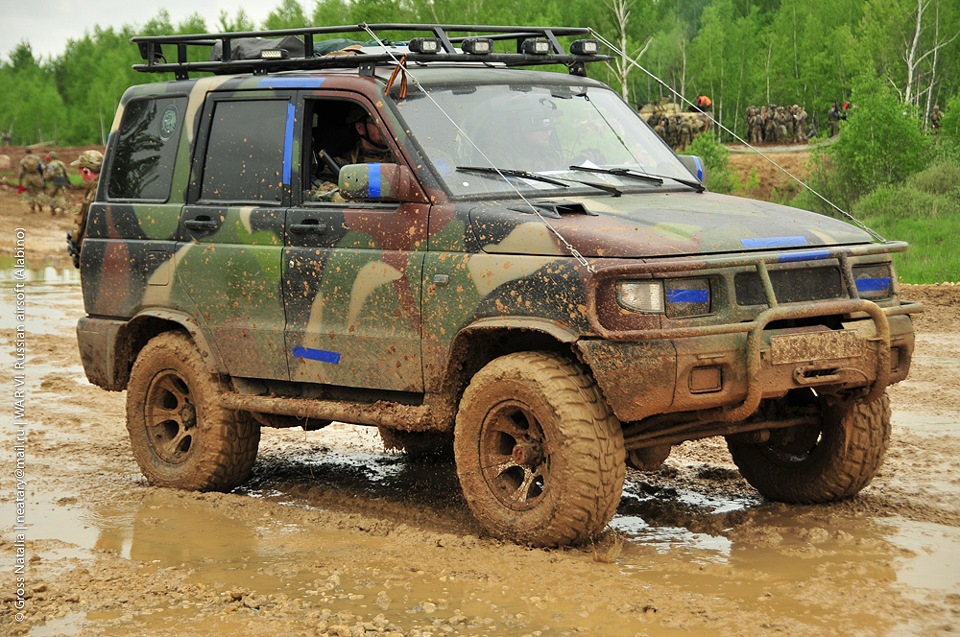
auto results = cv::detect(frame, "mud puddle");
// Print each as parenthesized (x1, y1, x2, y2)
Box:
(10, 421, 960, 636)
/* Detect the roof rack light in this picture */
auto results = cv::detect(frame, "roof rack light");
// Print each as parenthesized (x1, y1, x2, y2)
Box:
(461, 37, 493, 55)
(570, 39, 599, 55)
(260, 49, 288, 60)
(408, 37, 441, 54)
(521, 39, 551, 55)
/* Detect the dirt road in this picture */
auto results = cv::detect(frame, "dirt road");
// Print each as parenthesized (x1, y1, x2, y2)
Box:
(1, 182, 958, 637)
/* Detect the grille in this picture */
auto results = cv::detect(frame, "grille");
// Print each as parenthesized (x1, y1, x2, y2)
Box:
(735, 266, 844, 306)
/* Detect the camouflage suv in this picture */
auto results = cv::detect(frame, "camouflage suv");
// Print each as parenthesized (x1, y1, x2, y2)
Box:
(75, 24, 920, 547)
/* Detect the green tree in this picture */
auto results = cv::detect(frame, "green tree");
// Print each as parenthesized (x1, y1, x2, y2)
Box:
(265, 0, 309, 30)
(821, 75, 932, 208)
(938, 93, 960, 159)
(0, 43, 67, 145)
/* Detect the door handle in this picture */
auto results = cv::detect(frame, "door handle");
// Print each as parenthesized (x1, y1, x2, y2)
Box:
(184, 217, 219, 231)
(290, 221, 328, 234)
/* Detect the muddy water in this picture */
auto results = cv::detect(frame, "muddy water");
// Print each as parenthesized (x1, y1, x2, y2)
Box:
(2, 270, 959, 636)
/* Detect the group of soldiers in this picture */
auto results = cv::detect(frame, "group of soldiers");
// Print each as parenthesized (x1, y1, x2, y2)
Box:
(17, 147, 74, 215)
(746, 104, 810, 145)
(647, 113, 712, 151)
(639, 98, 714, 151)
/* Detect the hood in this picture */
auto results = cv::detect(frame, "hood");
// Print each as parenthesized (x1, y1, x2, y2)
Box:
(469, 191, 873, 259)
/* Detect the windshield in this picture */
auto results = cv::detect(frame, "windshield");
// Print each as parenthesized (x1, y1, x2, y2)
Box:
(394, 80, 696, 197)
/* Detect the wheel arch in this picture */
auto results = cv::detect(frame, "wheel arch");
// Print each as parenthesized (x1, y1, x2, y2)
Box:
(115, 311, 225, 389)
(431, 318, 583, 425)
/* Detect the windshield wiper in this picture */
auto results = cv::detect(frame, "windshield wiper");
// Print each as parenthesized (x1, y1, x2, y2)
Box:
(457, 166, 570, 188)
(568, 165, 705, 192)
(457, 165, 622, 196)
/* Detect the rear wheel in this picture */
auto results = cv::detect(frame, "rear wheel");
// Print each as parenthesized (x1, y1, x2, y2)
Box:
(727, 390, 891, 502)
(454, 351, 625, 547)
(126, 332, 260, 491)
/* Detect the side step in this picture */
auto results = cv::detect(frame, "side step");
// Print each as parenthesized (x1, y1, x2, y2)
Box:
(220, 392, 434, 429)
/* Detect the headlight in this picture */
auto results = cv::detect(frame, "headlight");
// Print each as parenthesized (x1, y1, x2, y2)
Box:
(617, 281, 664, 313)
(853, 264, 892, 300)
(617, 278, 713, 317)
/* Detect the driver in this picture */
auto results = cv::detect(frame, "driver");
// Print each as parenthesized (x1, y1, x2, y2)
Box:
(308, 106, 395, 201)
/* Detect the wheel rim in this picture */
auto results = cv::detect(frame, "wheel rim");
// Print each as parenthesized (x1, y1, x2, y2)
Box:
(478, 400, 550, 512)
(144, 369, 198, 464)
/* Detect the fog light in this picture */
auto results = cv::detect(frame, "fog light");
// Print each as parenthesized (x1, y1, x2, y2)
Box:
(853, 264, 892, 300)
(409, 38, 441, 54)
(462, 37, 493, 55)
(521, 39, 551, 55)
(665, 278, 712, 318)
(570, 39, 599, 55)
(617, 281, 664, 313)
(260, 49, 287, 60)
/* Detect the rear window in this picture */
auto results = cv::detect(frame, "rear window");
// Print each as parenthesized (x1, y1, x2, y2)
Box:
(200, 99, 289, 204)
(107, 96, 187, 201)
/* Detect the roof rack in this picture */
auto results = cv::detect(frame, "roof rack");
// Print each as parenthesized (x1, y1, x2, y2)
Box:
(131, 23, 608, 80)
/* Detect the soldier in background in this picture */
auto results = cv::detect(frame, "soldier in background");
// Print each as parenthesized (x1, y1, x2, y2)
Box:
(676, 116, 692, 151)
(66, 150, 103, 268)
(17, 147, 44, 213)
(931, 105, 943, 132)
(764, 106, 779, 144)
(828, 103, 840, 137)
(791, 105, 808, 143)
(43, 151, 70, 215)
(747, 106, 763, 145)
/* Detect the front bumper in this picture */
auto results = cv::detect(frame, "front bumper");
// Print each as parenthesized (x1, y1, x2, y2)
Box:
(577, 300, 917, 424)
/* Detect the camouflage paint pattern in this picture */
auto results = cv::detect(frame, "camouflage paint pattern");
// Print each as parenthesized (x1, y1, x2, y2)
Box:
(76, 65, 920, 434)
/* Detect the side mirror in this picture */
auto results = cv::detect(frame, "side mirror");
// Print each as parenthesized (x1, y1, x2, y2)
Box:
(677, 155, 706, 185)
(338, 163, 426, 203)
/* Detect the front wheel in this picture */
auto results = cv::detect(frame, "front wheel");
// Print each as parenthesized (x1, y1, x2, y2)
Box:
(727, 390, 891, 503)
(454, 351, 625, 547)
(126, 332, 260, 491)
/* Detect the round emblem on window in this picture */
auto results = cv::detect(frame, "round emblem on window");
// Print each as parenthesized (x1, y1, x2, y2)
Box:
(159, 104, 179, 140)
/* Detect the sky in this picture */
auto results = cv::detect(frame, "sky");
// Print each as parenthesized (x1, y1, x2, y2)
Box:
(1, 0, 280, 63)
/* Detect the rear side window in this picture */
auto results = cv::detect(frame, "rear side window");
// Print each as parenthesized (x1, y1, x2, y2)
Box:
(107, 96, 187, 201)
(200, 99, 288, 203)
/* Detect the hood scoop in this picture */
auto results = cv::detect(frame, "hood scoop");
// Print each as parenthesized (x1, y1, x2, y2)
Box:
(507, 201, 598, 219)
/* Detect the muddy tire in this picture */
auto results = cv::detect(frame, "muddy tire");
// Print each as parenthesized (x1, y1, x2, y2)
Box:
(727, 391, 891, 503)
(126, 332, 261, 491)
(454, 351, 625, 547)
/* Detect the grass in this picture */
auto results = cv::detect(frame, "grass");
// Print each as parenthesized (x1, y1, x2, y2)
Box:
(851, 163, 960, 284)
(855, 212, 960, 284)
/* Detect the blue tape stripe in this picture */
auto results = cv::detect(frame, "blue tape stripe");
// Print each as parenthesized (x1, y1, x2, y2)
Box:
(856, 277, 891, 292)
(282, 103, 295, 185)
(257, 77, 325, 89)
(667, 289, 709, 303)
(292, 346, 341, 364)
(693, 156, 703, 182)
(369, 163, 382, 198)
(778, 249, 831, 262)
(741, 236, 808, 249)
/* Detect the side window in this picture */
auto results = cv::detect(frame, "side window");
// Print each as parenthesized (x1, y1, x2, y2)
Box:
(107, 96, 187, 201)
(201, 100, 288, 203)
(304, 100, 396, 202)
